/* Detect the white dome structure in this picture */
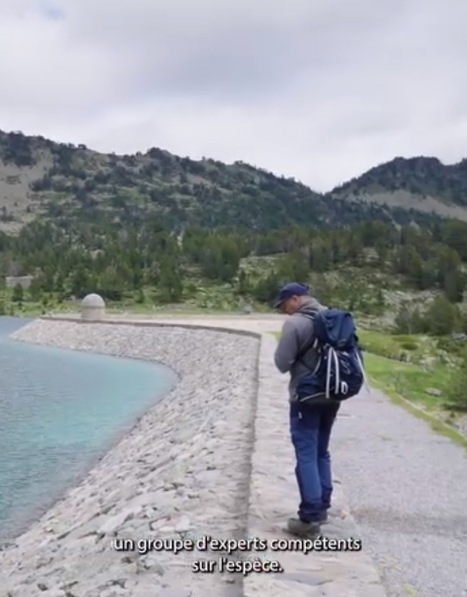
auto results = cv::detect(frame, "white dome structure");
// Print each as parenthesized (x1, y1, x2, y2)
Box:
(81, 293, 106, 321)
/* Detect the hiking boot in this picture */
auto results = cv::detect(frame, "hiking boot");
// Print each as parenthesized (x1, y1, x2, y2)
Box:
(287, 517, 321, 537)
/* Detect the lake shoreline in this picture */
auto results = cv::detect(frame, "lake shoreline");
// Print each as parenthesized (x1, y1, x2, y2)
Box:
(0, 318, 260, 597)
(0, 319, 179, 547)
(0, 382, 176, 547)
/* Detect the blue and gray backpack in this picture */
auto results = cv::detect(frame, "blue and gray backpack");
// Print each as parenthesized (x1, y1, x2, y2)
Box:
(294, 308, 367, 403)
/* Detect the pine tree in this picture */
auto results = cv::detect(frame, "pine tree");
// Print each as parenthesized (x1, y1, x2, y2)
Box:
(444, 270, 465, 303)
(426, 295, 459, 336)
(278, 250, 309, 282)
(158, 257, 183, 303)
(12, 283, 23, 303)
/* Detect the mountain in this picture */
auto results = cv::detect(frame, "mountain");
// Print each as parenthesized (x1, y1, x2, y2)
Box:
(0, 129, 351, 234)
(1, 129, 467, 235)
(329, 156, 467, 223)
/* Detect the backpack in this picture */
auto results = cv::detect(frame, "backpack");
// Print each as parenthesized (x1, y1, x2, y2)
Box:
(294, 308, 367, 404)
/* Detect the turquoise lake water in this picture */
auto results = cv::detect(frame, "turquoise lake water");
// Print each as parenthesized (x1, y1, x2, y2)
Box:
(0, 317, 177, 542)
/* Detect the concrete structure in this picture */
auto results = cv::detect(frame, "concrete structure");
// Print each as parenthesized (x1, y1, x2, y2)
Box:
(5, 275, 33, 289)
(80, 293, 106, 321)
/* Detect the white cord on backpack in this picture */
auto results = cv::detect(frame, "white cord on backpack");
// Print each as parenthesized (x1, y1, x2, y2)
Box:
(356, 352, 371, 395)
(334, 349, 340, 395)
(325, 347, 340, 399)
(326, 347, 369, 398)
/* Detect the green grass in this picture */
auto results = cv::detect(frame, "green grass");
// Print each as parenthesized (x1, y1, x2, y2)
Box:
(358, 329, 442, 365)
(364, 353, 467, 450)
(359, 329, 410, 358)
(362, 352, 452, 410)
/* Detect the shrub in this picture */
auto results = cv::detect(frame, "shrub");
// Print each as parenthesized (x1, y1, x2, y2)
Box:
(399, 341, 418, 351)
(425, 295, 460, 336)
(444, 346, 467, 411)
(394, 304, 427, 334)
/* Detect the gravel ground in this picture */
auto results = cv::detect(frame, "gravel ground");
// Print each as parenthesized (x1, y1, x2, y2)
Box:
(333, 386, 467, 597)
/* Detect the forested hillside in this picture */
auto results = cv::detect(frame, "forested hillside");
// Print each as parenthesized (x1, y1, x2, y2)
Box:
(1, 217, 467, 339)
(0, 129, 365, 232)
(2, 128, 467, 339)
(2, 130, 466, 235)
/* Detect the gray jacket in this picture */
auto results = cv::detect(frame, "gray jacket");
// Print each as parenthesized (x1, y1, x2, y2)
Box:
(274, 296, 325, 401)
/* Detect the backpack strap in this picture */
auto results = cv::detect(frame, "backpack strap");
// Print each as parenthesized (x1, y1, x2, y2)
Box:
(295, 310, 320, 365)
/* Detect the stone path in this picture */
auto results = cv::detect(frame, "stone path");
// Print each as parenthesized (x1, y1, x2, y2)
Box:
(243, 331, 386, 597)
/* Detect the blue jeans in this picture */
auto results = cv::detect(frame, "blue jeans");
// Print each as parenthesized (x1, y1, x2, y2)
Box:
(290, 400, 340, 522)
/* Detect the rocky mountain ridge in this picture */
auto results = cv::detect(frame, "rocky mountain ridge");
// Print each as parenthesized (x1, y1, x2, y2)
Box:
(1, 129, 467, 234)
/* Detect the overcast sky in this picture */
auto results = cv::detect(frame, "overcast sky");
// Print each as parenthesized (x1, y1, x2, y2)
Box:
(0, 0, 466, 192)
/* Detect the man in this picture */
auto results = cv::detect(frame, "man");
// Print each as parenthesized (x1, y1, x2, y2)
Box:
(273, 282, 340, 537)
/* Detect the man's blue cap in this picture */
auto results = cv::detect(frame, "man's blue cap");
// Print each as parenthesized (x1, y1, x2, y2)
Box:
(273, 282, 310, 308)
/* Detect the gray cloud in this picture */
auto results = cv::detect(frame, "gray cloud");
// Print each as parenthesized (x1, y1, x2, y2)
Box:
(0, 0, 466, 191)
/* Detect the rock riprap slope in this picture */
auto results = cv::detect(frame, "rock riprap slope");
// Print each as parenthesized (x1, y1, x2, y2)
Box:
(0, 320, 259, 597)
